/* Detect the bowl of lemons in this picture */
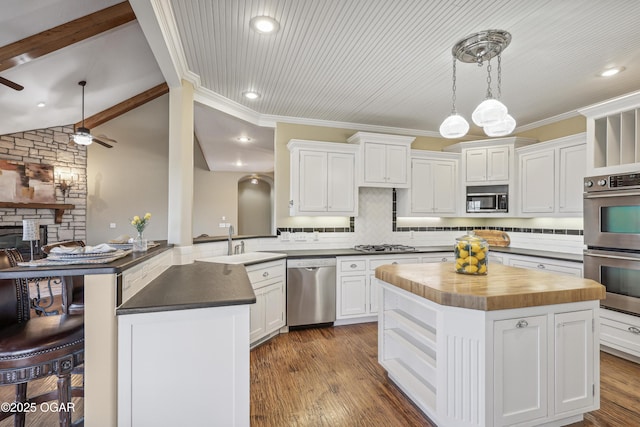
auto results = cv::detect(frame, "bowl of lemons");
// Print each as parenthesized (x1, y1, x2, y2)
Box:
(455, 232, 489, 275)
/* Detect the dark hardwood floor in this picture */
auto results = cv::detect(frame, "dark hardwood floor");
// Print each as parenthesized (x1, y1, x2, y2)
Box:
(251, 322, 640, 427)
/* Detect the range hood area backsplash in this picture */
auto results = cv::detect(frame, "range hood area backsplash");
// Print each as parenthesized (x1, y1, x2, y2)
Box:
(275, 188, 584, 254)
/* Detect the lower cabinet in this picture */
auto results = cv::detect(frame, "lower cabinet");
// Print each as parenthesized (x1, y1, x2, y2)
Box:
(493, 310, 594, 426)
(600, 308, 640, 362)
(379, 281, 599, 427)
(504, 253, 583, 277)
(336, 255, 420, 321)
(246, 260, 286, 345)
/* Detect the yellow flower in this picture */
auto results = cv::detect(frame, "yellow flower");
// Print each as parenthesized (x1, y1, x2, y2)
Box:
(144, 213, 152, 220)
(133, 215, 140, 222)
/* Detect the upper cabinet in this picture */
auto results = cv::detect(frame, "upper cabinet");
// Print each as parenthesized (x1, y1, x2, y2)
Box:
(288, 140, 358, 216)
(347, 132, 415, 188)
(396, 150, 459, 216)
(579, 90, 640, 175)
(516, 133, 586, 216)
(465, 146, 510, 183)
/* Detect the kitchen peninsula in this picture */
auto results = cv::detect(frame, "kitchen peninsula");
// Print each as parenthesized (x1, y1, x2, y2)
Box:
(375, 262, 605, 427)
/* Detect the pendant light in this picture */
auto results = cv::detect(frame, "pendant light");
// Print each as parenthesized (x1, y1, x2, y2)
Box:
(73, 81, 93, 146)
(439, 30, 515, 139)
(439, 57, 469, 138)
(471, 57, 508, 127)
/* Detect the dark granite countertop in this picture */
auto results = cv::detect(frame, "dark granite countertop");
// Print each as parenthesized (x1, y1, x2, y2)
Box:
(0, 243, 174, 279)
(271, 245, 583, 263)
(116, 261, 255, 315)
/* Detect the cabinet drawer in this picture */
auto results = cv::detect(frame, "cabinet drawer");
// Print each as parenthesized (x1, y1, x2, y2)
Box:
(421, 253, 454, 263)
(246, 260, 285, 287)
(370, 257, 419, 270)
(601, 316, 640, 356)
(339, 259, 367, 273)
(508, 258, 582, 277)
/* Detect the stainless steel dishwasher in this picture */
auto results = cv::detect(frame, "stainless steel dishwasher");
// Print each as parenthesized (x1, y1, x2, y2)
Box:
(287, 257, 336, 327)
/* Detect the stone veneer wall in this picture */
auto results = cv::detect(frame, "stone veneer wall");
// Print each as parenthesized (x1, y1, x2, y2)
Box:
(0, 125, 86, 243)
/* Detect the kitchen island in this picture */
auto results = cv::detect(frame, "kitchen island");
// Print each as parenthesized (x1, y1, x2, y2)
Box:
(375, 262, 605, 427)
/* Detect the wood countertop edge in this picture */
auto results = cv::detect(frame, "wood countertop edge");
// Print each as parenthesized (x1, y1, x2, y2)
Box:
(375, 264, 606, 311)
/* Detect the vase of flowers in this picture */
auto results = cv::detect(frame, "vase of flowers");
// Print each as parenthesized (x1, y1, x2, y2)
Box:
(131, 212, 151, 252)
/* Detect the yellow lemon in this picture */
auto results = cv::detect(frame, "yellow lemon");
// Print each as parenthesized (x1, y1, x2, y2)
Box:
(458, 249, 469, 258)
(464, 264, 478, 273)
(478, 264, 487, 274)
(465, 256, 478, 265)
(470, 243, 482, 253)
(457, 242, 468, 251)
(475, 250, 486, 260)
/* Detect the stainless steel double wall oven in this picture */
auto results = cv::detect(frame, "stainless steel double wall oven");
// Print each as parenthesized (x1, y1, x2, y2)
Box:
(584, 172, 640, 316)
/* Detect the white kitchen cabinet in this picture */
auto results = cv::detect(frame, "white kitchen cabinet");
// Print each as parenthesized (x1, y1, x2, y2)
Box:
(419, 252, 454, 263)
(554, 310, 595, 415)
(516, 133, 586, 216)
(494, 314, 548, 426)
(465, 145, 510, 182)
(246, 259, 286, 345)
(600, 308, 640, 363)
(396, 151, 459, 216)
(379, 280, 600, 427)
(579, 91, 640, 175)
(288, 139, 358, 216)
(506, 253, 583, 277)
(347, 131, 415, 188)
(336, 254, 419, 323)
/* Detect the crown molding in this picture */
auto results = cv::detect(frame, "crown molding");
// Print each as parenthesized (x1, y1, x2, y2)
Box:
(578, 89, 640, 118)
(514, 110, 581, 133)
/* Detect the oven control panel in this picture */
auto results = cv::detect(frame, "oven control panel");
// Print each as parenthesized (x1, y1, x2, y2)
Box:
(584, 172, 640, 192)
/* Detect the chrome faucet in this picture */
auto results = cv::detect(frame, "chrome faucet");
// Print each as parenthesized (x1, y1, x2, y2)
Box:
(227, 225, 234, 255)
(234, 240, 245, 254)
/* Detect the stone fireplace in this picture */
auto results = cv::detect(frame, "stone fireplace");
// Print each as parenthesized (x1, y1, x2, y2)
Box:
(0, 125, 86, 244)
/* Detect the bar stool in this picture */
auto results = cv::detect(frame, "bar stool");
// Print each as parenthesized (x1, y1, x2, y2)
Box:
(42, 241, 86, 316)
(0, 249, 84, 427)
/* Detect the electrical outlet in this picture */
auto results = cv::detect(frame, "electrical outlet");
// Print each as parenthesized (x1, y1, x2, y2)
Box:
(109, 223, 116, 229)
(219, 223, 226, 228)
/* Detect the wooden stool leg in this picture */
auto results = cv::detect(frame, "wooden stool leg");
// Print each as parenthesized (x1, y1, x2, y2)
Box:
(57, 372, 72, 427)
(14, 383, 26, 427)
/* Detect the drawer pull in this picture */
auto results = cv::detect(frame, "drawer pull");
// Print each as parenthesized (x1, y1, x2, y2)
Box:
(442, 257, 448, 262)
(629, 326, 640, 335)
(516, 320, 529, 328)
(392, 262, 398, 265)
(350, 264, 357, 268)
(262, 271, 269, 277)
(537, 264, 546, 269)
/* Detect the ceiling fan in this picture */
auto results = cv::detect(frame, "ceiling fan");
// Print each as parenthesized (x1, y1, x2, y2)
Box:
(0, 76, 24, 91)
(71, 80, 116, 148)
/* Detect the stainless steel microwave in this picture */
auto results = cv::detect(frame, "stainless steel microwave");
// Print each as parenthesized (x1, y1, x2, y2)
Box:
(466, 185, 508, 213)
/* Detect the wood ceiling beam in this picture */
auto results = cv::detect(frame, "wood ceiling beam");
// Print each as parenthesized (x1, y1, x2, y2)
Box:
(76, 83, 169, 129)
(0, 2, 135, 73)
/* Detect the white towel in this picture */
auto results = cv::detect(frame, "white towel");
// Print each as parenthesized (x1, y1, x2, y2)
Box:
(50, 243, 117, 255)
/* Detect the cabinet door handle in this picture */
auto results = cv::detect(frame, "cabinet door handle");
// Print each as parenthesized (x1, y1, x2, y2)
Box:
(263, 271, 269, 277)
(392, 262, 398, 265)
(441, 257, 448, 262)
(537, 264, 546, 269)
(516, 320, 529, 328)
(350, 264, 357, 268)
(629, 326, 640, 335)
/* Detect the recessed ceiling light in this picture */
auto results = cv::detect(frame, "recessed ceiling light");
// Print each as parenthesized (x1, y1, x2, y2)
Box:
(243, 91, 261, 100)
(599, 67, 625, 77)
(36, 102, 46, 108)
(235, 160, 243, 167)
(237, 136, 251, 143)
(250, 16, 280, 34)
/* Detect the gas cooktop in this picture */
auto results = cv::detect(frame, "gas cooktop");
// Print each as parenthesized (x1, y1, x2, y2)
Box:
(354, 244, 417, 253)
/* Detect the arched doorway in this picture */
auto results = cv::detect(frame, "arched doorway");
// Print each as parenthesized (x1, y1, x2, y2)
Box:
(238, 175, 273, 235)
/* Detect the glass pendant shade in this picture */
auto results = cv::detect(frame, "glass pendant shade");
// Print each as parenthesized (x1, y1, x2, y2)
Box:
(484, 114, 516, 137)
(73, 127, 93, 146)
(439, 113, 469, 139)
(471, 98, 508, 127)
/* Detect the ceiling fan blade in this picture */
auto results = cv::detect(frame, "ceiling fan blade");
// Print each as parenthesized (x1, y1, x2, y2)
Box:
(95, 134, 118, 144)
(93, 137, 113, 148)
(0, 76, 24, 91)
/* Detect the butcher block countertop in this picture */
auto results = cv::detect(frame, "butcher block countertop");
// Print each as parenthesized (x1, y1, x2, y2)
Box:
(375, 262, 605, 311)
